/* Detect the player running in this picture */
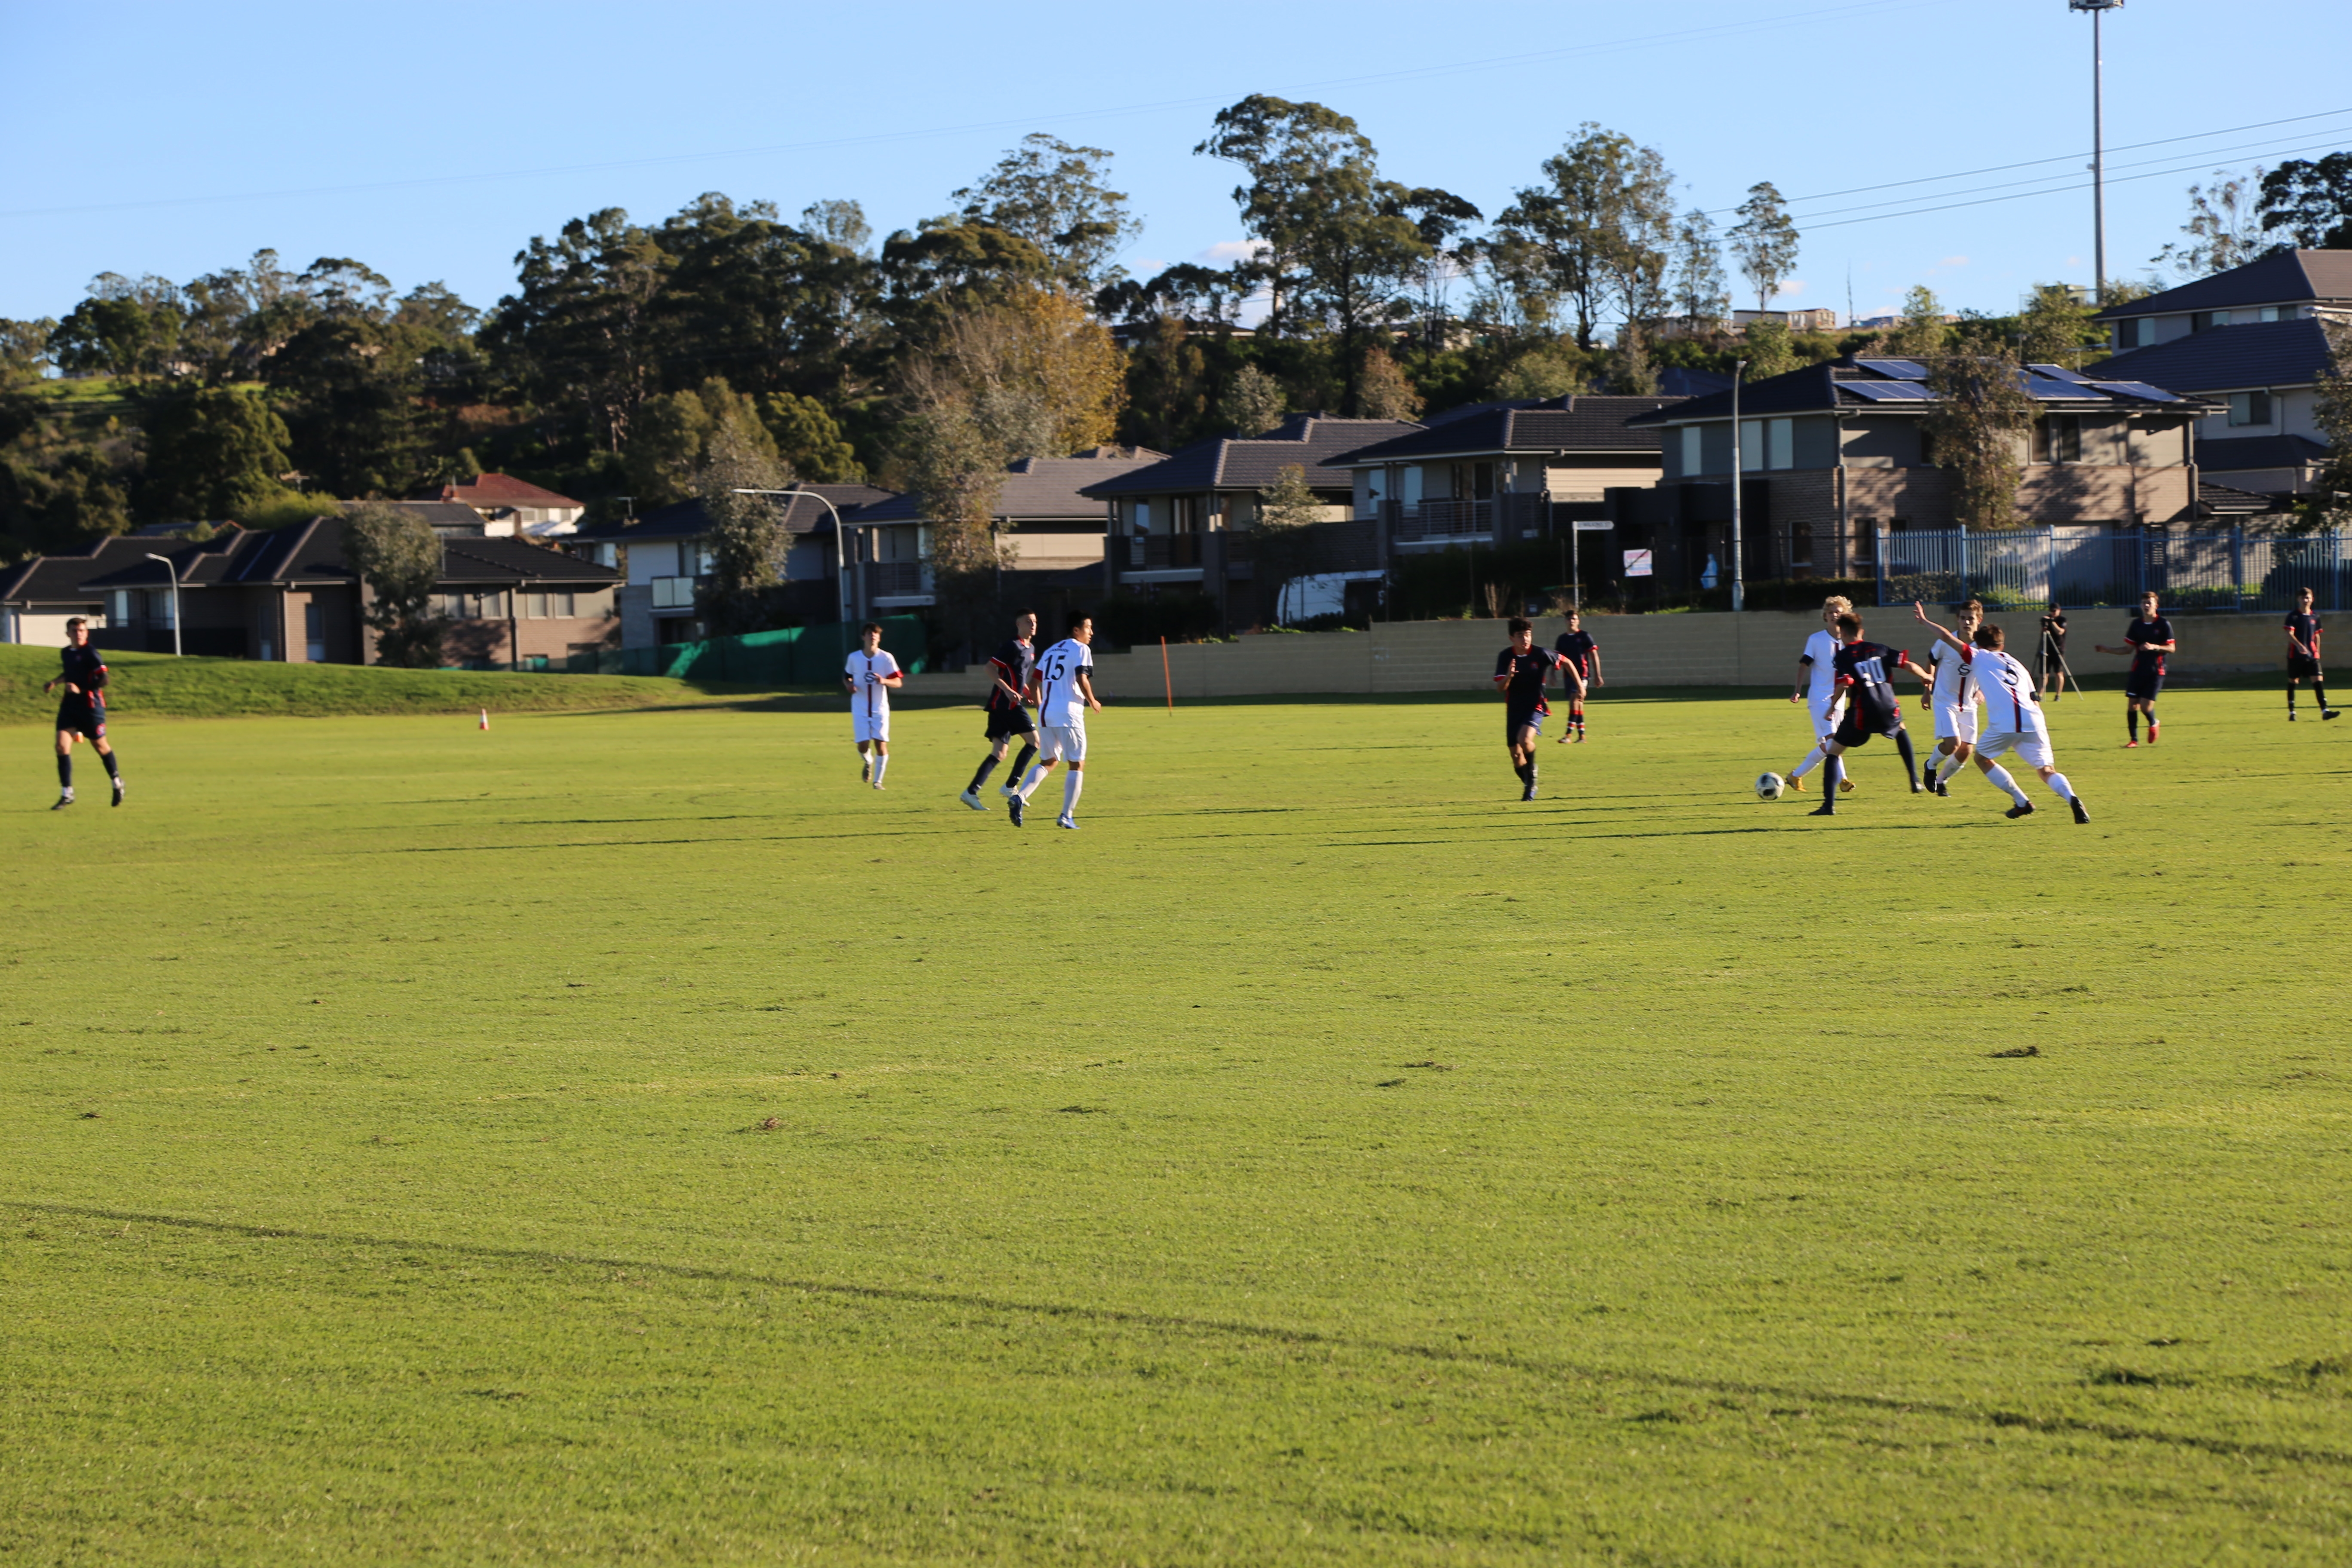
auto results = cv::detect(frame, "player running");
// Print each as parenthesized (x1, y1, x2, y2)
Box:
(2095, 592, 2174, 747)
(2038, 603, 2070, 701)
(1916, 603, 2090, 823)
(1494, 616, 1565, 800)
(2282, 587, 2338, 722)
(43, 617, 123, 809)
(1009, 612, 1101, 830)
(1806, 611, 1931, 817)
(1925, 598, 1986, 795)
(1550, 610, 1601, 743)
(1782, 595, 1857, 795)
(961, 609, 1041, 809)
(842, 622, 903, 788)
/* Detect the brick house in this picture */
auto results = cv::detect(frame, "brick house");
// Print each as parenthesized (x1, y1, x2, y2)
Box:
(1619, 356, 2217, 591)
(420, 473, 590, 538)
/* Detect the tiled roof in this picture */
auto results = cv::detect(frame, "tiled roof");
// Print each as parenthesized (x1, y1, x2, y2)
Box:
(68, 519, 619, 593)
(2194, 433, 2328, 472)
(1078, 415, 1421, 499)
(853, 452, 1165, 524)
(1624, 358, 2217, 425)
(432, 472, 585, 509)
(0, 535, 185, 605)
(2086, 317, 2335, 392)
(355, 499, 487, 534)
(1326, 396, 1679, 466)
(570, 483, 891, 543)
(2092, 250, 2352, 320)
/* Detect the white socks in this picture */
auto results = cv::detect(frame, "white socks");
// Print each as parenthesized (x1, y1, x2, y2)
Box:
(870, 753, 888, 787)
(1789, 748, 1823, 780)
(2047, 771, 2074, 802)
(1017, 764, 1049, 801)
(1061, 771, 1084, 818)
(1935, 751, 1963, 785)
(1981, 764, 2029, 806)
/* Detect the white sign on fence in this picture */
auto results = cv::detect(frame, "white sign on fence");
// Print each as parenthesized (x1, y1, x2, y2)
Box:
(1573, 519, 1614, 532)
(1623, 549, 1654, 578)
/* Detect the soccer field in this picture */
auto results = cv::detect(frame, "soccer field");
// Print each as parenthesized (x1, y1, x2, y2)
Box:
(3, 687, 2347, 1564)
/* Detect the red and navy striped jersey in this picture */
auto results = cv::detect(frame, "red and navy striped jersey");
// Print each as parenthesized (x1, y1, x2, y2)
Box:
(986, 637, 1035, 711)
(2285, 610, 2322, 660)
(59, 644, 107, 710)
(2125, 616, 2174, 674)
(1494, 646, 1562, 710)
(1553, 629, 1597, 677)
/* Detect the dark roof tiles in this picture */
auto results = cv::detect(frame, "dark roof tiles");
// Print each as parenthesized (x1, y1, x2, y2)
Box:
(1326, 396, 1679, 466)
(2086, 316, 2335, 392)
(853, 452, 1165, 524)
(1079, 416, 1421, 499)
(2092, 250, 2352, 320)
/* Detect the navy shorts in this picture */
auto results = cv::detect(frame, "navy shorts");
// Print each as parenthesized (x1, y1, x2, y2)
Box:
(57, 704, 105, 741)
(2288, 655, 2322, 681)
(2126, 669, 2164, 702)
(1506, 704, 1547, 739)
(1833, 702, 1903, 748)
(984, 706, 1036, 742)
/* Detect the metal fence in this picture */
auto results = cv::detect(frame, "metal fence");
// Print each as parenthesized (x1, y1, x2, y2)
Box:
(1876, 529, 2346, 612)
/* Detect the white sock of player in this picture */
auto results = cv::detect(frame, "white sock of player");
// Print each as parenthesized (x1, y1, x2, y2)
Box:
(871, 753, 888, 787)
(1981, 764, 2029, 807)
(1788, 747, 1823, 780)
(1017, 764, 1048, 800)
(1062, 771, 1084, 818)
(1935, 750, 1963, 785)
(2046, 771, 2075, 802)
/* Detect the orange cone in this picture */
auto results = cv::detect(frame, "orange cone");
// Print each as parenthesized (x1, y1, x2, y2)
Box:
(478, 709, 490, 731)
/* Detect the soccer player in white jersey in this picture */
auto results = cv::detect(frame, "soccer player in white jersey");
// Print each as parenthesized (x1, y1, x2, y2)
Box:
(1913, 603, 2090, 824)
(1010, 611, 1101, 830)
(1782, 595, 1856, 794)
(1925, 598, 1986, 796)
(842, 622, 903, 789)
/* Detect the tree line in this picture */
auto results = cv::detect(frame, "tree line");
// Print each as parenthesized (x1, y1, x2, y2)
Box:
(5, 99, 2348, 569)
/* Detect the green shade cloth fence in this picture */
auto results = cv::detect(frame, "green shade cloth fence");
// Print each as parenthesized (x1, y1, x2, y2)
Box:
(568, 617, 929, 684)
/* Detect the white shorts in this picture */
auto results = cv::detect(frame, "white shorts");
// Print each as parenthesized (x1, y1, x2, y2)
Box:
(1810, 698, 1840, 741)
(1975, 729, 2053, 770)
(1933, 704, 1981, 743)
(853, 710, 890, 744)
(1038, 722, 1087, 764)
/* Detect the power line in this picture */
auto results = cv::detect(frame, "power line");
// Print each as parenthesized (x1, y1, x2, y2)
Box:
(0, 0, 1953, 222)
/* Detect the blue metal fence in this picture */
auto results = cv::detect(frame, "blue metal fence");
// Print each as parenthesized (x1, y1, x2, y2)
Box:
(1877, 529, 2346, 613)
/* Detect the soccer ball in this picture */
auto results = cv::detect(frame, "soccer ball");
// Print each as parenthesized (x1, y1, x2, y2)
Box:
(1754, 772, 1785, 801)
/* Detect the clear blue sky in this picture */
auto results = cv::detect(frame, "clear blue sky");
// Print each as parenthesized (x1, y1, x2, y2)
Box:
(4, 0, 2348, 326)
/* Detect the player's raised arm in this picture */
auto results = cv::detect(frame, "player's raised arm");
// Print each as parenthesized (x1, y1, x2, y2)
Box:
(1911, 600, 1966, 654)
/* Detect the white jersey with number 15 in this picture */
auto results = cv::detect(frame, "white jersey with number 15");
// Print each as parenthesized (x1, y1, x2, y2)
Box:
(1034, 637, 1094, 726)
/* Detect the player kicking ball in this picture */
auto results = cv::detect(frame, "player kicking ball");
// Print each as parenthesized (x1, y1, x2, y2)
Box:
(1782, 595, 1857, 796)
(1924, 597, 1986, 796)
(1009, 612, 1100, 830)
(1494, 616, 1567, 800)
(1807, 611, 1930, 817)
(962, 609, 1041, 810)
(1916, 604, 2090, 823)
(2282, 587, 2338, 722)
(2095, 592, 2174, 747)
(43, 618, 123, 809)
(843, 622, 903, 789)
(1551, 610, 1601, 743)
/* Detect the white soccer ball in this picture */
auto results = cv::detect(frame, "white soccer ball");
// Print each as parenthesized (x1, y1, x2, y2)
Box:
(1754, 771, 1785, 801)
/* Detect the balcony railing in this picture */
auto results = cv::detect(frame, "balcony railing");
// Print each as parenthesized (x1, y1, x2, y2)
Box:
(1129, 533, 1203, 570)
(870, 561, 926, 596)
(1392, 498, 1494, 539)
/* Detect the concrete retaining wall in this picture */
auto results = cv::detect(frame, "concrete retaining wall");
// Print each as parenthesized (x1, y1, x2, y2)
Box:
(902, 610, 2299, 702)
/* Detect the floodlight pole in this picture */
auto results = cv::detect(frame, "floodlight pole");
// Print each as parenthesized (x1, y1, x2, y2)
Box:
(733, 487, 850, 626)
(2071, 0, 2125, 303)
(1730, 360, 1746, 612)
(143, 553, 181, 657)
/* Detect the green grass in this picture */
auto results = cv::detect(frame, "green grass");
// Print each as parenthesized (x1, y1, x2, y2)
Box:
(0, 644, 732, 725)
(1, 687, 2347, 1564)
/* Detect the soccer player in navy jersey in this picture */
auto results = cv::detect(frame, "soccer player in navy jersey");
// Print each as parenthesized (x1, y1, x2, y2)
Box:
(43, 617, 123, 809)
(2095, 592, 2174, 747)
(2282, 586, 2338, 722)
(1551, 610, 1601, 743)
(1807, 611, 1932, 818)
(961, 610, 1041, 809)
(1494, 616, 1565, 801)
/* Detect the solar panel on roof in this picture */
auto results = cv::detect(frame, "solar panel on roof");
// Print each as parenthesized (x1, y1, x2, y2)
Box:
(1843, 380, 1937, 401)
(2021, 374, 2091, 400)
(2027, 363, 2093, 383)
(2087, 380, 2184, 403)
(1852, 358, 1929, 380)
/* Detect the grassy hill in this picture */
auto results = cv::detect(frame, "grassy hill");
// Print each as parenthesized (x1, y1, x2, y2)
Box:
(0, 644, 708, 724)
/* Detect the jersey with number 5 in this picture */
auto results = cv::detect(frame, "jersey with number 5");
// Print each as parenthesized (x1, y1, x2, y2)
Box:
(1034, 637, 1094, 726)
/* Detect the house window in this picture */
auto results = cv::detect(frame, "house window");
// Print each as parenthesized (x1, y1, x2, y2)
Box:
(1680, 426, 1702, 476)
(1767, 418, 1794, 471)
(2258, 306, 2291, 322)
(2228, 390, 2273, 427)
(2190, 310, 2229, 332)
(304, 602, 325, 663)
(2033, 416, 2082, 464)
(525, 591, 549, 618)
(1738, 419, 1764, 472)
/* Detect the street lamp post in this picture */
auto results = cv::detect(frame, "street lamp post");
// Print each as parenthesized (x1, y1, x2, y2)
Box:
(1729, 360, 1747, 613)
(143, 553, 182, 657)
(733, 487, 851, 625)
(2070, 0, 2125, 303)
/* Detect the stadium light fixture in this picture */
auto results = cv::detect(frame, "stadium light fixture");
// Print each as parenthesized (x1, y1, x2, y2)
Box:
(143, 553, 181, 657)
(2069, 0, 2125, 303)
